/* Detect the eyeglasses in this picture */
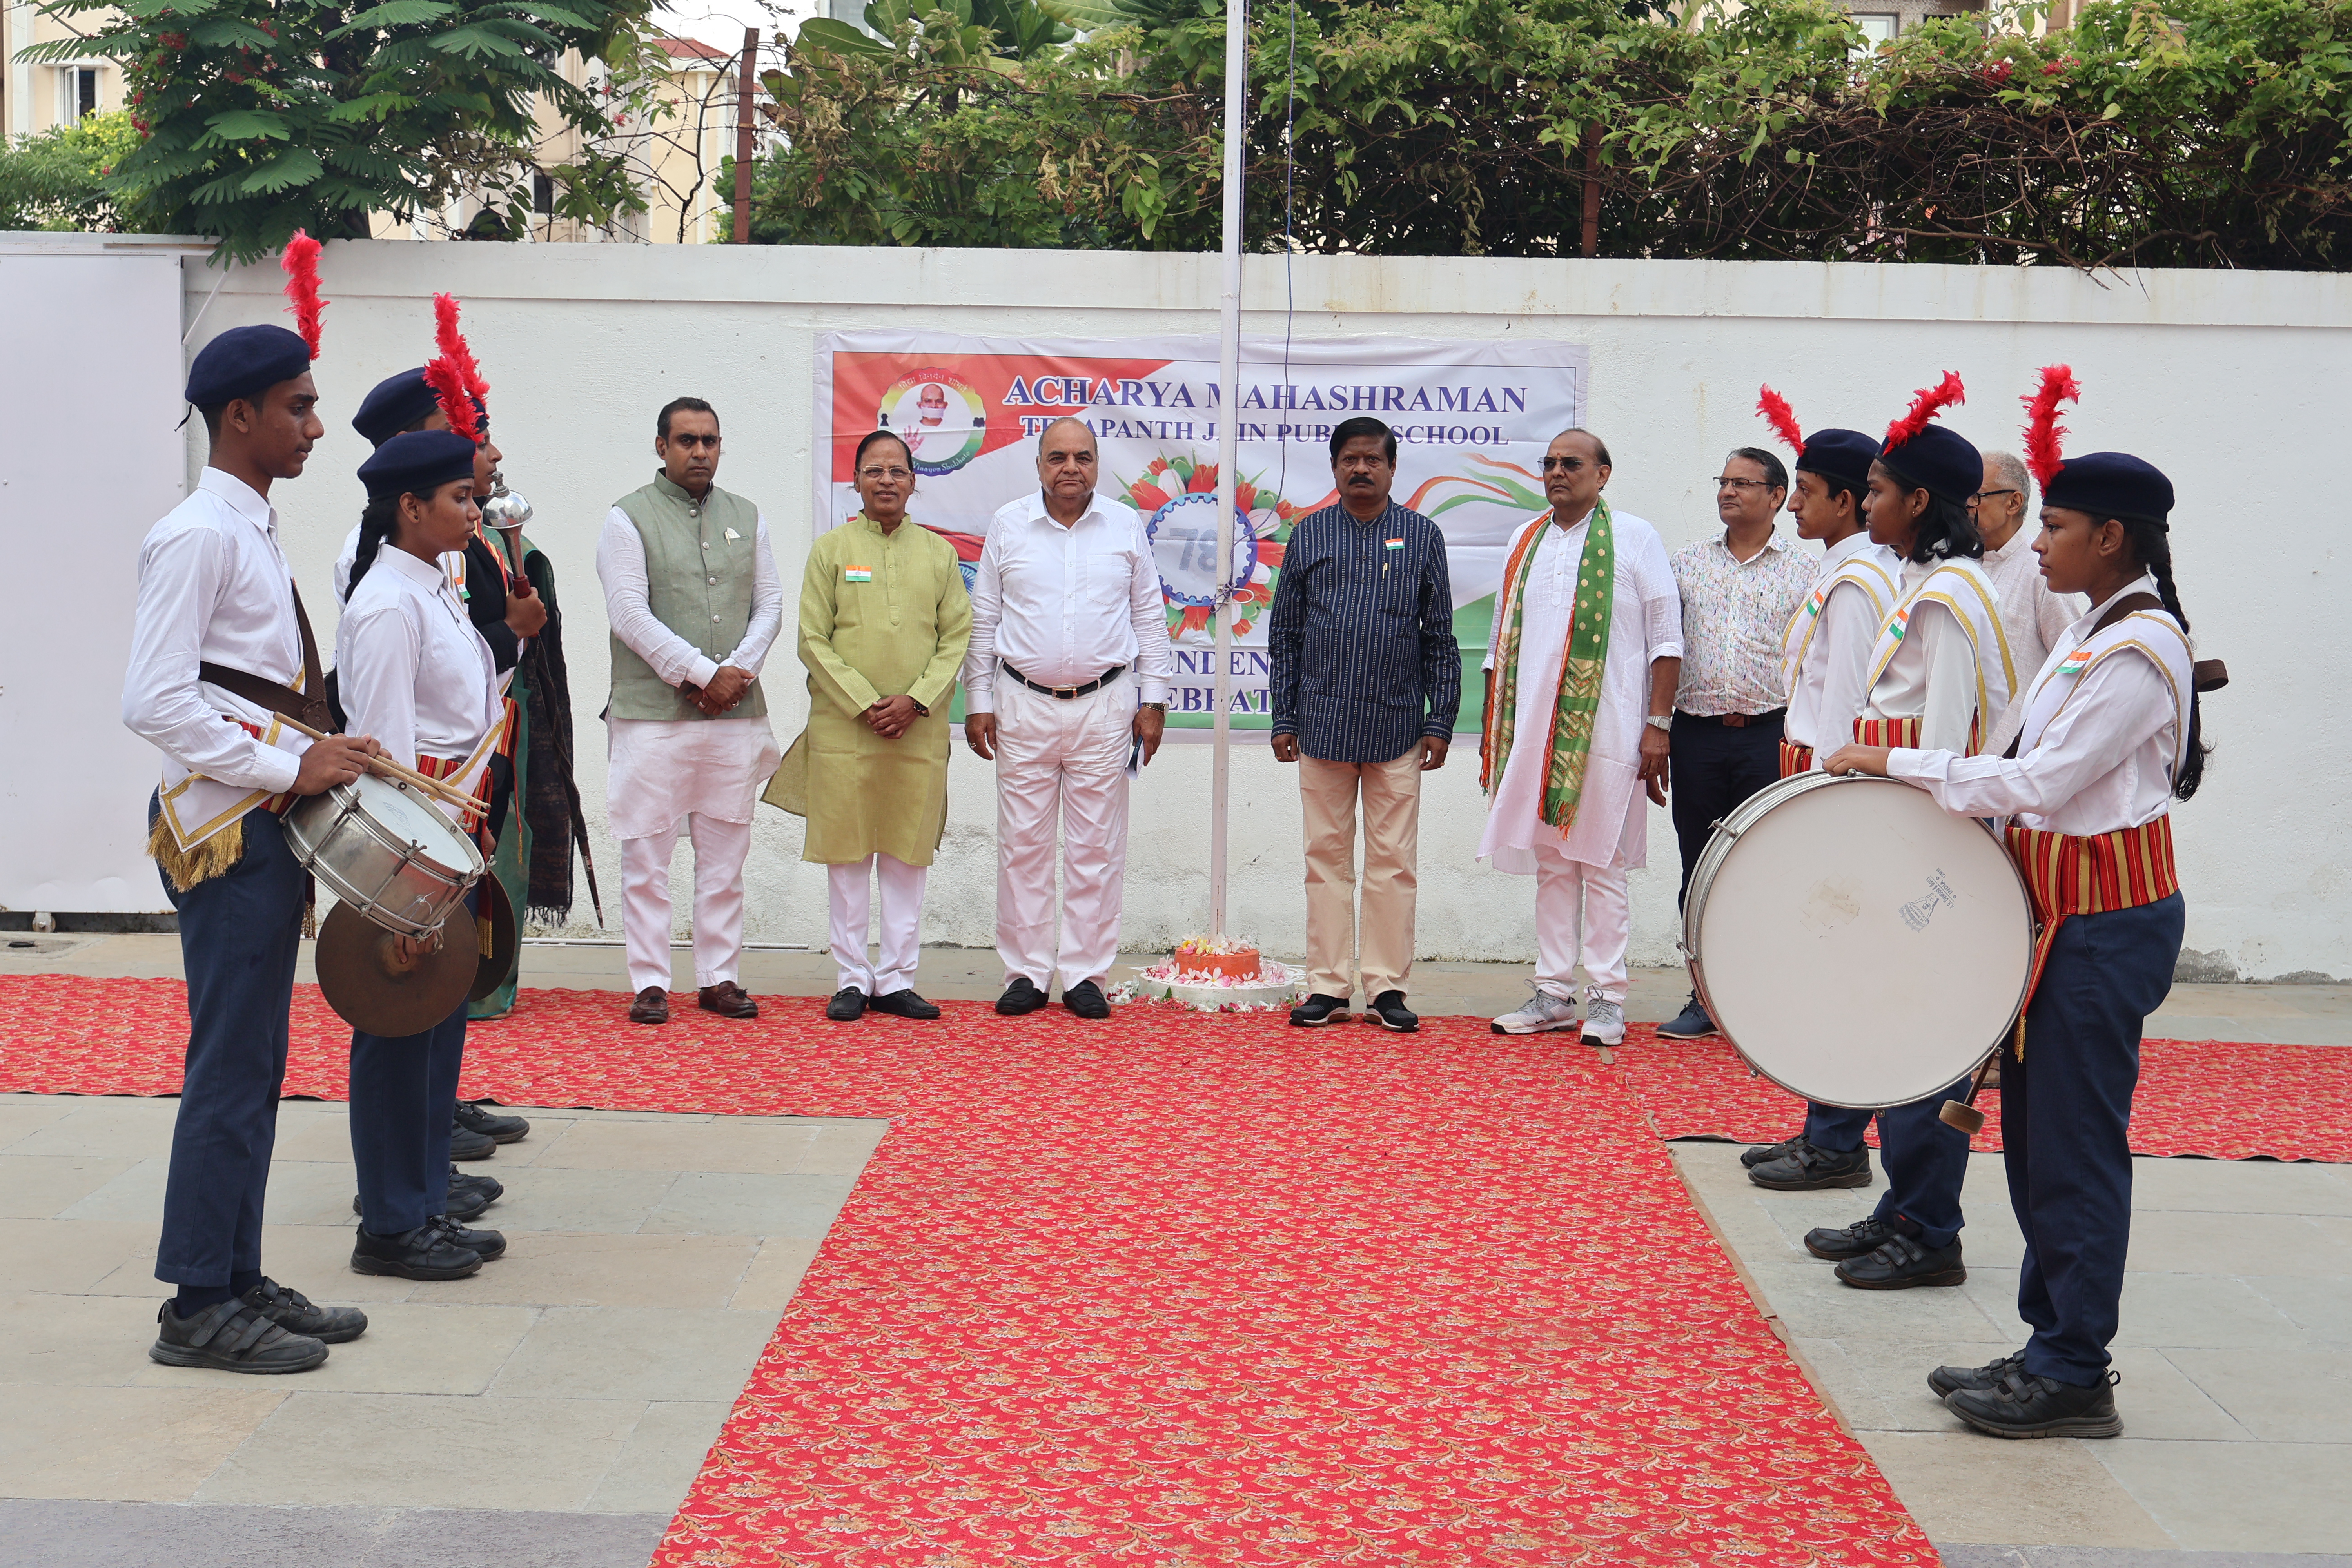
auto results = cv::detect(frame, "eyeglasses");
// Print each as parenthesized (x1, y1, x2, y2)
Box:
(1539, 456, 1596, 473)
(1969, 488, 2020, 505)
(858, 466, 913, 482)
(1713, 476, 1777, 492)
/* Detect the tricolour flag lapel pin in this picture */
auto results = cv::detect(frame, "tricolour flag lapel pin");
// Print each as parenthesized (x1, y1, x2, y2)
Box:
(1384, 537, 1405, 550)
(844, 566, 872, 583)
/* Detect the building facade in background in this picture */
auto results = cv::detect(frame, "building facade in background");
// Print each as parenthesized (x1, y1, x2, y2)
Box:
(2, 0, 121, 141)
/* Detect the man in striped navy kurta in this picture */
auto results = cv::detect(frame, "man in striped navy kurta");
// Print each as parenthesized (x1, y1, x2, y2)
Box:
(1269, 416, 1462, 1033)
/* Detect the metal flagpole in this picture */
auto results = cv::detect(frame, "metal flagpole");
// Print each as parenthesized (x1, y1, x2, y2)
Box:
(1210, 0, 1245, 938)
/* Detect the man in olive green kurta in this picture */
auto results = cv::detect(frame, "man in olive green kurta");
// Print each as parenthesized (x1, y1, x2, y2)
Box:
(769, 512, 971, 1020)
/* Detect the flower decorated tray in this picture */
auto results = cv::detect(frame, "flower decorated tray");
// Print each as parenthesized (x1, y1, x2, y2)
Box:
(1122, 952, 1303, 1013)
(1169, 936, 1261, 981)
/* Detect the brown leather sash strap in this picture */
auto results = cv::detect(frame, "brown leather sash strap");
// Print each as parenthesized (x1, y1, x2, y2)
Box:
(198, 579, 334, 732)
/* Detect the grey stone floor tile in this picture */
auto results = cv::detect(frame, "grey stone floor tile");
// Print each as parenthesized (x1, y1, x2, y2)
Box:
(639, 1170, 860, 1239)
(4, 1155, 142, 1221)
(581, 1399, 730, 1514)
(425, 1232, 760, 1310)
(193, 1392, 646, 1510)
(2129, 1157, 2352, 1216)
(259, 1160, 375, 1228)
(0, 1385, 287, 1502)
(129, 1303, 541, 1397)
(0, 1096, 78, 1152)
(1940, 1548, 2352, 1567)
(2243, 1275, 2352, 1343)
(461, 1167, 682, 1234)
(0, 1218, 154, 1295)
(2164, 1347, 2352, 1443)
(2125, 1210, 2352, 1279)
(487, 1305, 782, 1403)
(2098, 1439, 2352, 1555)
(0, 1499, 671, 1568)
(5, 1100, 181, 1161)
(2111, 1272, 2313, 1350)
(726, 1236, 824, 1312)
(530, 1116, 821, 1176)
(0, 1290, 174, 1387)
(1858, 1430, 2174, 1547)
(1738, 1259, 2017, 1343)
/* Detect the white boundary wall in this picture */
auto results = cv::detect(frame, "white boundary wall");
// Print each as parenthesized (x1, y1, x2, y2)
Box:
(8, 237, 2342, 980)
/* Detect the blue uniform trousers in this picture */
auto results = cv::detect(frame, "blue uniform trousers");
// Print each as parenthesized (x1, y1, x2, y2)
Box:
(152, 799, 304, 1287)
(1804, 1088, 1973, 1250)
(2006, 892, 2183, 1387)
(349, 889, 474, 1236)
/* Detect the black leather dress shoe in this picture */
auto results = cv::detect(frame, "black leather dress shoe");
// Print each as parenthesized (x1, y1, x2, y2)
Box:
(241, 1278, 368, 1344)
(1742, 1136, 1802, 1169)
(1929, 1350, 2026, 1400)
(629, 986, 670, 1025)
(455, 1100, 530, 1143)
(1836, 1232, 1965, 1289)
(1748, 1139, 1873, 1191)
(1947, 1366, 2122, 1438)
(827, 986, 867, 1021)
(351, 1223, 483, 1281)
(1803, 1214, 1896, 1261)
(996, 976, 1047, 1016)
(450, 1124, 497, 1162)
(150, 1299, 329, 1374)
(1657, 993, 1719, 1040)
(428, 1212, 506, 1262)
(1289, 993, 1350, 1027)
(872, 988, 942, 1020)
(1063, 980, 1110, 1019)
(1367, 990, 1419, 1032)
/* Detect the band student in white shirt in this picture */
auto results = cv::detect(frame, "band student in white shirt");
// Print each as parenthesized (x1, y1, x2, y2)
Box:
(1828, 404, 2209, 1440)
(963, 416, 1174, 1020)
(337, 431, 512, 1284)
(597, 397, 785, 1026)
(127, 321, 378, 1375)
(1972, 449, 2088, 757)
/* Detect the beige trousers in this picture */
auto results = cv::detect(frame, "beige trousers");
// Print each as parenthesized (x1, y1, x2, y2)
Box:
(1298, 749, 1423, 1001)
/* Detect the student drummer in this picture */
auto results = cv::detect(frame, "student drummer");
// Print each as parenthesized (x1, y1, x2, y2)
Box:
(1828, 390, 2205, 1439)
(1751, 378, 2016, 1296)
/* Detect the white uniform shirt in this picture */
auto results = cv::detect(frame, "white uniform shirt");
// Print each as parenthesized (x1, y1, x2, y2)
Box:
(1862, 558, 1987, 754)
(122, 468, 313, 816)
(335, 547, 501, 779)
(1784, 532, 1898, 759)
(1978, 523, 2088, 756)
(595, 505, 786, 839)
(961, 490, 1175, 714)
(1891, 575, 2183, 835)
(334, 523, 463, 605)
(1477, 508, 1681, 873)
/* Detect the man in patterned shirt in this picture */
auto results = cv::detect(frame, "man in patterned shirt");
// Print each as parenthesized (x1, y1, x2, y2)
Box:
(1659, 446, 1817, 1040)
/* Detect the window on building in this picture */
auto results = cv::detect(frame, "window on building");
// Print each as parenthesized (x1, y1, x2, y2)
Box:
(1852, 13, 1898, 44)
(60, 66, 101, 125)
(533, 172, 555, 215)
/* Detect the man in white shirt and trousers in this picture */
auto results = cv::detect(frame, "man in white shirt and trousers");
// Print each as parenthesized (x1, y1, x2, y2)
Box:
(1974, 449, 2088, 756)
(597, 396, 784, 1025)
(1484, 430, 1683, 1047)
(964, 417, 1174, 1019)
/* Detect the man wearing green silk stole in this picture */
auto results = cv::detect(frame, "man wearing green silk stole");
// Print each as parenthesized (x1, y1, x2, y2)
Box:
(1480, 430, 1683, 1046)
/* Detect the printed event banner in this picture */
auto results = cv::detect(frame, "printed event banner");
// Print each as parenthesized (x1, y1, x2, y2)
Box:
(813, 332, 1590, 737)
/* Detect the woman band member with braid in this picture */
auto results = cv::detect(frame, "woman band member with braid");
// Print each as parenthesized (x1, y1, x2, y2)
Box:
(1828, 371, 2208, 1439)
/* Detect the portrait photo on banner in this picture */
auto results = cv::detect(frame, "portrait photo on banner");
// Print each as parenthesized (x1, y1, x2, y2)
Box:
(812, 332, 1591, 739)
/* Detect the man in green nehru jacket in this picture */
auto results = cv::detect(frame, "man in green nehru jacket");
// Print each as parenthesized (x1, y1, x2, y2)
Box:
(597, 397, 784, 1025)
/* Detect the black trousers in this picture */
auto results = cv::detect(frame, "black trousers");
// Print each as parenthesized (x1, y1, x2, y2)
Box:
(1669, 710, 1786, 905)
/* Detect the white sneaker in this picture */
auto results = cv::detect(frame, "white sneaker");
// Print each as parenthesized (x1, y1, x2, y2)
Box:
(1490, 990, 1581, 1036)
(1580, 992, 1626, 1045)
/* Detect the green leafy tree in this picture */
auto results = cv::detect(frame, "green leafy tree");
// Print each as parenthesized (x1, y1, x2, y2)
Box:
(21, 0, 667, 260)
(0, 110, 155, 231)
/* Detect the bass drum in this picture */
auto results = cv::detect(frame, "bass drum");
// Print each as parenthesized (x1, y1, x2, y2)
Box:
(1682, 771, 2032, 1110)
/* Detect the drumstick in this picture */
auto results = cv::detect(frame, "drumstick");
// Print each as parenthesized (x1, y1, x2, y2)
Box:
(278, 717, 485, 816)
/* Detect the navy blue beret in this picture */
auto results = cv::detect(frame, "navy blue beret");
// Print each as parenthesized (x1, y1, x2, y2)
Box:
(1876, 423, 1982, 507)
(1794, 428, 1881, 494)
(353, 368, 439, 448)
(358, 430, 478, 501)
(2045, 451, 2174, 528)
(184, 324, 313, 409)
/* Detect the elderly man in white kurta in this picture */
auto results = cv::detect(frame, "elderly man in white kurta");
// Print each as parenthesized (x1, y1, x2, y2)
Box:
(1482, 431, 1682, 1047)
(1974, 450, 2087, 756)
(597, 397, 784, 1026)
(963, 417, 1174, 1020)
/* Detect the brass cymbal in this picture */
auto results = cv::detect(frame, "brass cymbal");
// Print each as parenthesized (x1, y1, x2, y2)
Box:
(470, 874, 517, 1002)
(316, 901, 477, 1036)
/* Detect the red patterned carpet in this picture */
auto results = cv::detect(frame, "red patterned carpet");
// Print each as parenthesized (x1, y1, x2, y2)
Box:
(1613, 1031, 2352, 1163)
(2, 975, 1940, 1566)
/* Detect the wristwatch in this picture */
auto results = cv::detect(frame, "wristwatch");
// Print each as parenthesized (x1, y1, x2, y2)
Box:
(909, 699, 929, 717)
(1142, 702, 1167, 713)
(1645, 714, 1672, 732)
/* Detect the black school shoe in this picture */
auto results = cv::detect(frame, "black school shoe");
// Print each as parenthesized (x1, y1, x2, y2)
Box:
(1366, 991, 1419, 1032)
(1803, 1214, 1896, 1261)
(1289, 994, 1350, 1027)
(354, 1166, 501, 1223)
(1835, 1232, 1966, 1290)
(1742, 1136, 1802, 1169)
(1658, 993, 1719, 1040)
(996, 977, 1047, 1016)
(871, 989, 942, 1020)
(427, 1213, 506, 1262)
(1929, 1350, 2026, 1400)
(241, 1278, 368, 1344)
(352, 1222, 483, 1281)
(149, 1299, 328, 1374)
(1748, 1139, 1874, 1191)
(1947, 1367, 2123, 1439)
(456, 1101, 530, 1143)
(826, 987, 867, 1022)
(450, 1124, 498, 1162)
(1063, 980, 1111, 1020)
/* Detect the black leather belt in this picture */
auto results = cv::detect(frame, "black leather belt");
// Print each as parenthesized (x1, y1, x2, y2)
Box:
(1002, 659, 1125, 700)
(1676, 706, 1786, 729)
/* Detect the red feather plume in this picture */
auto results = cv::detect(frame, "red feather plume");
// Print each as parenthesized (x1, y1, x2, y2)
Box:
(2019, 363, 2080, 489)
(425, 293, 486, 442)
(1755, 385, 1803, 453)
(279, 230, 325, 360)
(1882, 371, 1966, 451)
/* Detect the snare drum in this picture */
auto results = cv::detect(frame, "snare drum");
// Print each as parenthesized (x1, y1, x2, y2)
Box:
(284, 771, 486, 937)
(1682, 772, 2033, 1109)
